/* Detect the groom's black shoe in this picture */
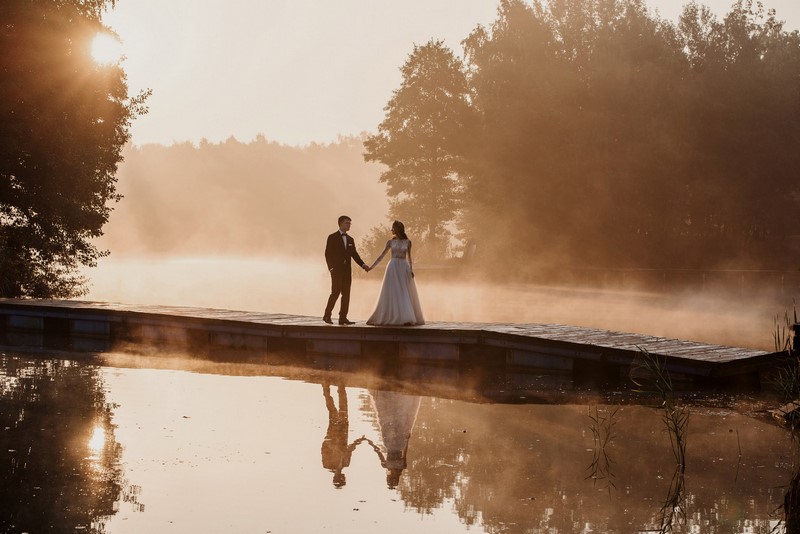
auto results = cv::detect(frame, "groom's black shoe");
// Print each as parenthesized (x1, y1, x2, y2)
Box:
(323, 316, 333, 324)
(338, 318, 355, 325)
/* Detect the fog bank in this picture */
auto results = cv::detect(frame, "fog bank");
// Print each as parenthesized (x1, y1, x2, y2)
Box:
(82, 257, 794, 352)
(98, 138, 389, 258)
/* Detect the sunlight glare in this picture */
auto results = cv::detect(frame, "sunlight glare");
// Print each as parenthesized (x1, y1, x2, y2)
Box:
(88, 425, 106, 455)
(91, 32, 124, 65)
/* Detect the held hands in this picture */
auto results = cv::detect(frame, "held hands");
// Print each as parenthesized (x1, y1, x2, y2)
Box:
(362, 264, 371, 272)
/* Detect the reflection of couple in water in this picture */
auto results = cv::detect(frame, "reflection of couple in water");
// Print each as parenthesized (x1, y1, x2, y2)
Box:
(320, 384, 361, 488)
(323, 215, 425, 326)
(321, 384, 421, 489)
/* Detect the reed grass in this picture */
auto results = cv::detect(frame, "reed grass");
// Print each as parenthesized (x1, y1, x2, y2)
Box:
(585, 405, 618, 495)
(774, 429, 800, 534)
(774, 300, 797, 353)
(631, 348, 689, 533)
(768, 301, 800, 533)
(772, 300, 799, 402)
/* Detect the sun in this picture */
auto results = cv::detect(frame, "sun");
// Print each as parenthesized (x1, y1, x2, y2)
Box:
(91, 32, 124, 64)
(88, 425, 106, 454)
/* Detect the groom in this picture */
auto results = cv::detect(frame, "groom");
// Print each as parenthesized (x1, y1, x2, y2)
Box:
(324, 215, 369, 325)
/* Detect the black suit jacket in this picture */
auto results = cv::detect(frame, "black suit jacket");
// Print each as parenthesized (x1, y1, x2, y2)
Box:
(325, 231, 365, 272)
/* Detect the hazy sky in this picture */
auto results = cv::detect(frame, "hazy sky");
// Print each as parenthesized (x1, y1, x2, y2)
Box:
(104, 0, 800, 147)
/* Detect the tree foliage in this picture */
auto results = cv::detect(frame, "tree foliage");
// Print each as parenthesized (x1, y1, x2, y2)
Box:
(0, 0, 149, 297)
(368, 0, 800, 274)
(364, 40, 475, 260)
(98, 136, 387, 257)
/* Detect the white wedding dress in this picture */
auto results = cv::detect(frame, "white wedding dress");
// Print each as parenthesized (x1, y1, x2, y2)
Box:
(369, 389, 421, 468)
(367, 239, 425, 326)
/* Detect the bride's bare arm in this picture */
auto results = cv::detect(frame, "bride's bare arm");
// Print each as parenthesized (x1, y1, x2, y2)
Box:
(369, 241, 391, 270)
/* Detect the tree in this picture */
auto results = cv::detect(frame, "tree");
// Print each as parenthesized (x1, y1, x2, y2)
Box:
(458, 0, 800, 274)
(0, 0, 149, 298)
(461, 0, 577, 267)
(364, 40, 475, 260)
(677, 0, 800, 258)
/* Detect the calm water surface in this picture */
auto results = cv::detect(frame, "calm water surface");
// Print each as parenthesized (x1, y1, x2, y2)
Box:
(0, 351, 796, 533)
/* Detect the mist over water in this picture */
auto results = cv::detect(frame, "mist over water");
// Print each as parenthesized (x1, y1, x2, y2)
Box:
(79, 134, 800, 354)
(82, 256, 793, 351)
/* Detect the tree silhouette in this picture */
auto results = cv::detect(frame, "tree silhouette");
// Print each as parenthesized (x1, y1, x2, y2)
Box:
(451, 0, 800, 273)
(0, 0, 149, 297)
(364, 40, 475, 260)
(99, 136, 387, 257)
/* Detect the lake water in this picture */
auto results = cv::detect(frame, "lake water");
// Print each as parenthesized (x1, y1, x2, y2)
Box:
(0, 350, 796, 533)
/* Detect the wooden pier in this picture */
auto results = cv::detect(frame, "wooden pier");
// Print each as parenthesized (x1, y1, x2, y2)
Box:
(0, 298, 790, 388)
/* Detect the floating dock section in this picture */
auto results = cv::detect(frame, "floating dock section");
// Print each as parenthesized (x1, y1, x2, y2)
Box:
(0, 299, 789, 388)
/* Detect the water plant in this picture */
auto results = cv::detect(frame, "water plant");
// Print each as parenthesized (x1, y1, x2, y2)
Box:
(585, 405, 619, 495)
(767, 300, 800, 533)
(774, 428, 800, 534)
(772, 300, 799, 403)
(773, 301, 797, 353)
(631, 348, 689, 533)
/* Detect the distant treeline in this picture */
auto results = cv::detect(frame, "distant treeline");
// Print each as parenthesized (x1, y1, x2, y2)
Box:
(106, 0, 800, 274)
(366, 0, 800, 273)
(99, 136, 388, 257)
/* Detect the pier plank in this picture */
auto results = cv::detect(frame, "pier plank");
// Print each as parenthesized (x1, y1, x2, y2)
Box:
(0, 299, 780, 382)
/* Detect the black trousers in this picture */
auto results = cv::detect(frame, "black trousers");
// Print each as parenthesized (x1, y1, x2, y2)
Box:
(324, 266, 352, 319)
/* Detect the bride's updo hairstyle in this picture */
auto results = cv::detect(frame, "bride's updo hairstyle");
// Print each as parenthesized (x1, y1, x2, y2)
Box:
(392, 220, 408, 240)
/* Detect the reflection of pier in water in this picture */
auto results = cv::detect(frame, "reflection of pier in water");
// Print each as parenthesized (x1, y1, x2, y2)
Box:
(2, 352, 792, 534)
(0, 299, 793, 389)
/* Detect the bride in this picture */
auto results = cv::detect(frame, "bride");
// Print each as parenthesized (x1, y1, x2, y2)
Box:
(366, 220, 425, 326)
